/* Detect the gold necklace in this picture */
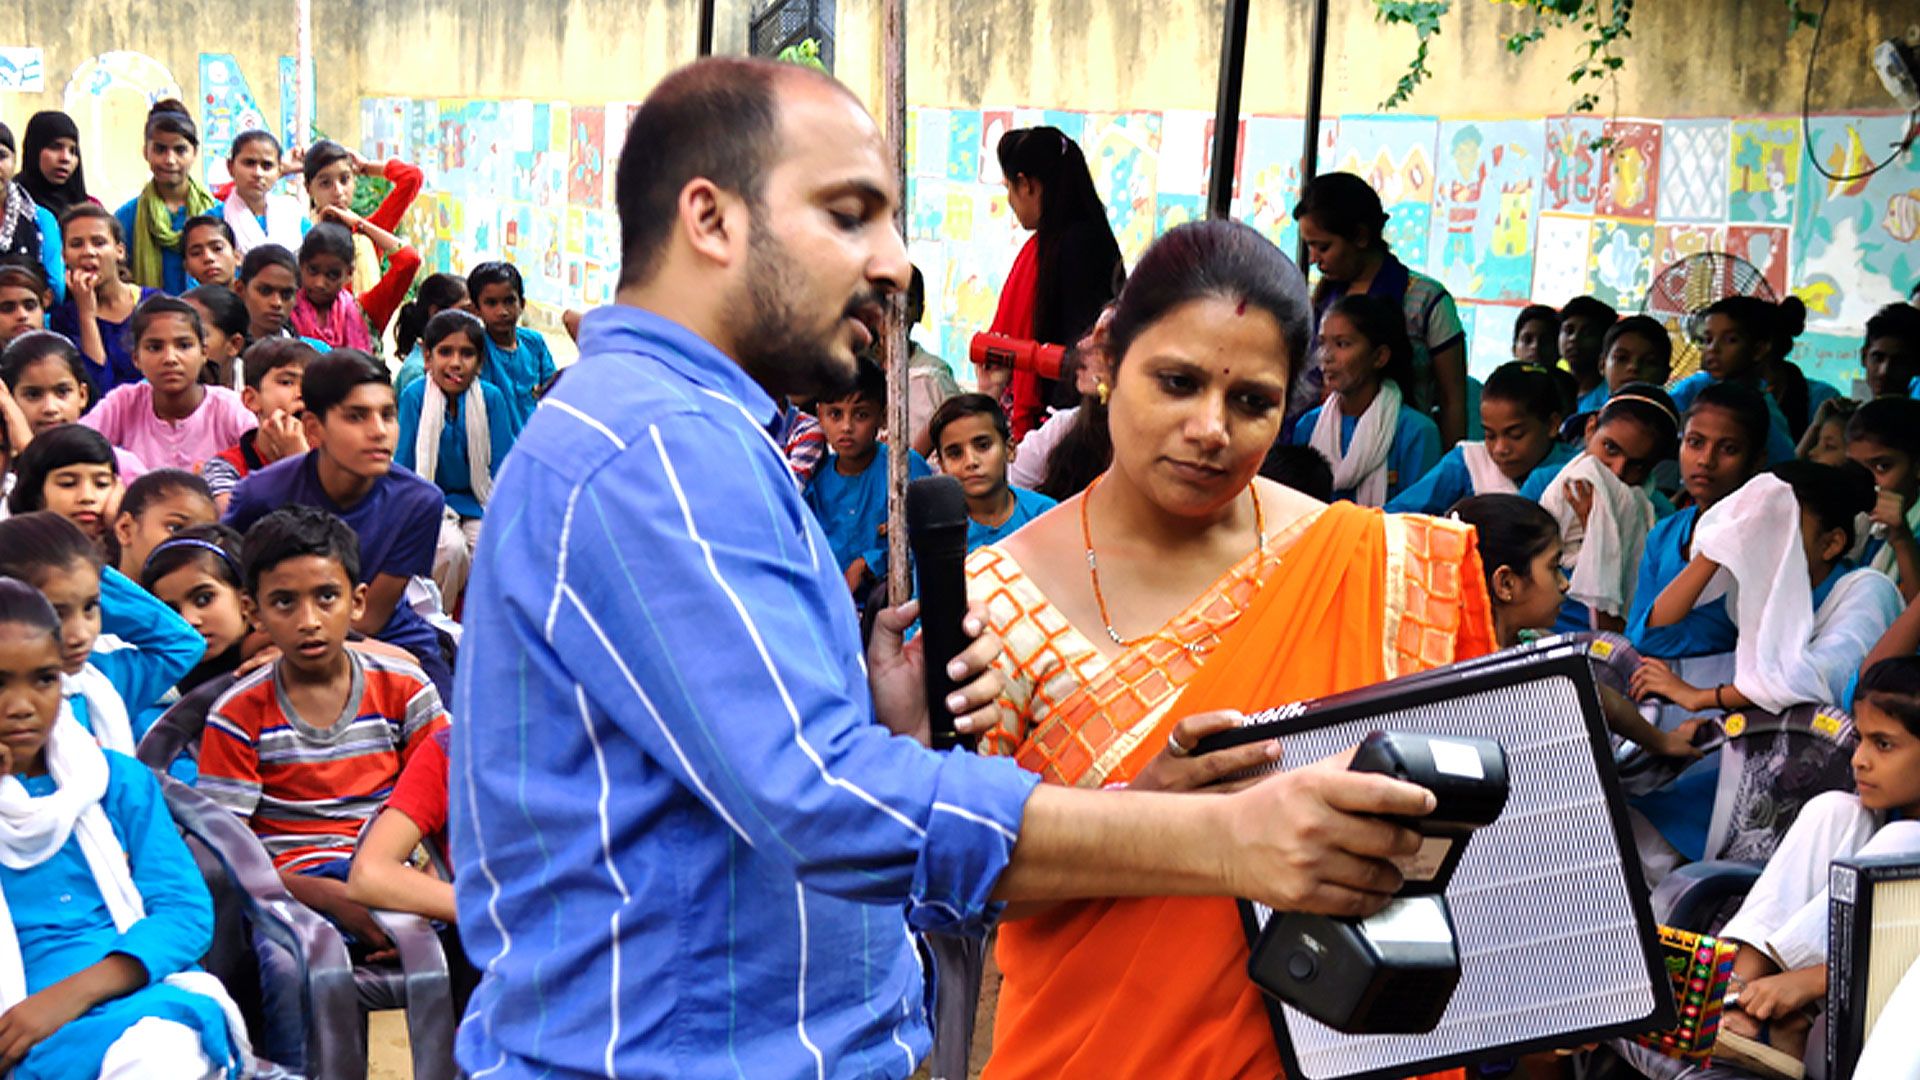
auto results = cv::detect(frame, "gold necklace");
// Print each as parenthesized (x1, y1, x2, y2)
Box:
(1080, 473, 1265, 651)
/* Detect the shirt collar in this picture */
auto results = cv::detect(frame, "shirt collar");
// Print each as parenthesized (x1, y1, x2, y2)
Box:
(577, 304, 782, 433)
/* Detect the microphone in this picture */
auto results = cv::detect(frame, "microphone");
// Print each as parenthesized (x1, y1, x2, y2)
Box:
(907, 475, 976, 751)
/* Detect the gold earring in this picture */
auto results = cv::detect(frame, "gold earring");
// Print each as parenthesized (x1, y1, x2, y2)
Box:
(1096, 381, 1111, 406)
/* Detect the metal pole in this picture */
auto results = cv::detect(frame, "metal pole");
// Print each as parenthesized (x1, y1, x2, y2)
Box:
(1297, 0, 1330, 268)
(882, 0, 911, 608)
(296, 0, 313, 145)
(1207, 0, 1251, 219)
(698, 0, 716, 56)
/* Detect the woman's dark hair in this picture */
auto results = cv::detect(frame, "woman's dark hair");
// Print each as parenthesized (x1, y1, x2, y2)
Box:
(1038, 397, 1112, 502)
(130, 295, 205, 347)
(1858, 657, 1920, 737)
(17, 111, 88, 215)
(7, 424, 116, 516)
(997, 128, 1105, 237)
(1449, 494, 1560, 589)
(1513, 304, 1560, 342)
(423, 310, 487, 357)
(2, 330, 94, 402)
(1690, 380, 1773, 463)
(0, 511, 101, 579)
(395, 273, 468, 357)
(181, 215, 235, 250)
(1600, 315, 1673, 384)
(144, 99, 198, 148)
(1596, 381, 1681, 461)
(1260, 443, 1334, 501)
(183, 284, 250, 340)
(0, 255, 51, 298)
(1707, 295, 1811, 433)
(1324, 293, 1415, 393)
(1771, 459, 1875, 553)
(238, 243, 298, 284)
(140, 522, 244, 591)
(996, 127, 1124, 363)
(302, 140, 354, 187)
(1291, 172, 1390, 252)
(927, 392, 1010, 451)
(1847, 396, 1920, 460)
(229, 129, 281, 161)
(467, 260, 525, 304)
(299, 222, 356, 268)
(0, 575, 60, 640)
(109, 469, 214, 566)
(1482, 361, 1570, 424)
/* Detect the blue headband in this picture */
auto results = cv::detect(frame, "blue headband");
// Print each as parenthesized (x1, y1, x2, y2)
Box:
(142, 537, 240, 583)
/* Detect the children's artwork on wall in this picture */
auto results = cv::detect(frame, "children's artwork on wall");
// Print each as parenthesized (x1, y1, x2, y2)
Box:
(1597, 121, 1662, 220)
(1459, 300, 1526, 380)
(1588, 219, 1655, 310)
(946, 110, 982, 183)
(1531, 212, 1592, 307)
(466, 101, 505, 204)
(1156, 193, 1204, 234)
(198, 54, 272, 187)
(1653, 224, 1726, 269)
(1729, 118, 1801, 224)
(1791, 113, 1920, 333)
(1158, 110, 1210, 197)
(1042, 110, 1087, 145)
(65, 51, 183, 205)
(1795, 330, 1867, 394)
(1331, 115, 1437, 269)
(1201, 117, 1247, 204)
(1542, 115, 1605, 215)
(1428, 120, 1541, 303)
(1083, 111, 1163, 261)
(1726, 224, 1791, 300)
(567, 106, 604, 209)
(979, 110, 1013, 185)
(912, 108, 951, 178)
(1233, 116, 1317, 258)
(1657, 119, 1729, 223)
(0, 47, 45, 92)
(360, 97, 407, 165)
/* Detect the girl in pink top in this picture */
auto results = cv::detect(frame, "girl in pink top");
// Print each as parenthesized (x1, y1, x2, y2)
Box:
(79, 296, 254, 472)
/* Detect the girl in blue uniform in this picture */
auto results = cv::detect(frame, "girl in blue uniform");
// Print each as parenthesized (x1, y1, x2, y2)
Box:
(1668, 297, 1807, 462)
(1290, 294, 1440, 506)
(1389, 361, 1571, 513)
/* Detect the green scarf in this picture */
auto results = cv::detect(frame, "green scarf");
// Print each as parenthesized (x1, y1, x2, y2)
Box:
(131, 178, 217, 288)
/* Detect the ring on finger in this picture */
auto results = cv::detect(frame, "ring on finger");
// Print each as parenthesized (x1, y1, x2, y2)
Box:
(1166, 731, 1193, 759)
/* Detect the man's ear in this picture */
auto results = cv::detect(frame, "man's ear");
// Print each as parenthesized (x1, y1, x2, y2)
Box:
(679, 178, 745, 270)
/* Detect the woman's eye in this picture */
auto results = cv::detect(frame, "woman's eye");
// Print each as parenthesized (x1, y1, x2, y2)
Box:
(1158, 372, 1196, 394)
(1235, 393, 1277, 416)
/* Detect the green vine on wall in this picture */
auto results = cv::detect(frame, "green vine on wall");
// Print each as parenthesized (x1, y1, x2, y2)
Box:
(1374, 0, 1820, 114)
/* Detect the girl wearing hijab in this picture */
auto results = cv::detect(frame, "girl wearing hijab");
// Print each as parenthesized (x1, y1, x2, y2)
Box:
(0, 123, 63, 291)
(16, 112, 91, 221)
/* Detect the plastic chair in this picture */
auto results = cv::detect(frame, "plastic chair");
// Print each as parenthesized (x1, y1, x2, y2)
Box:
(140, 679, 459, 1080)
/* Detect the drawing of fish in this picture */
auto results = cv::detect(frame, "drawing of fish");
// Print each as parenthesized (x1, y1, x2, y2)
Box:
(1886, 191, 1920, 243)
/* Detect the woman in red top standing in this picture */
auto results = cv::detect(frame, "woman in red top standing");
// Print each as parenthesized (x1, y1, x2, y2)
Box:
(985, 127, 1123, 440)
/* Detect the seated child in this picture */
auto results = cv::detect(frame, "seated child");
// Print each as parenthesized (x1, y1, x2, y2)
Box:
(224, 350, 453, 699)
(7, 423, 123, 542)
(1850, 397, 1920, 601)
(1389, 360, 1570, 513)
(1598, 315, 1673, 397)
(139, 523, 252, 770)
(181, 283, 249, 391)
(1520, 384, 1680, 633)
(805, 356, 933, 595)
(1510, 303, 1560, 367)
(0, 257, 52, 344)
(79, 296, 255, 473)
(1558, 295, 1618, 414)
(288, 223, 374, 352)
(1712, 658, 1920, 1061)
(392, 273, 469, 393)
(928, 393, 1055, 551)
(396, 310, 521, 609)
(1861, 302, 1920, 399)
(216, 129, 307, 256)
(1669, 296, 1801, 462)
(179, 215, 236, 290)
(201, 337, 316, 511)
(236, 244, 300, 343)
(109, 469, 217, 582)
(469, 261, 555, 429)
(1259, 443, 1334, 502)
(1451, 492, 1701, 760)
(0, 511, 204, 755)
(1634, 460, 1900, 715)
(1, 332, 147, 479)
(198, 506, 449, 957)
(1290, 294, 1441, 506)
(50, 205, 159, 393)
(0, 576, 249, 1080)
(1797, 397, 1855, 466)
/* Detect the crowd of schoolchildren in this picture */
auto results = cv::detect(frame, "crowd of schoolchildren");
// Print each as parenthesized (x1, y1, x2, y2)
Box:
(0, 91, 1916, 1077)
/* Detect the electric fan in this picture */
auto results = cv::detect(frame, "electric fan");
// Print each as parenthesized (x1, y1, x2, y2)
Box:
(1640, 251, 1776, 384)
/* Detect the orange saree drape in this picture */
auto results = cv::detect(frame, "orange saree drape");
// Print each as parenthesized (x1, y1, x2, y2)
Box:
(975, 501, 1495, 1079)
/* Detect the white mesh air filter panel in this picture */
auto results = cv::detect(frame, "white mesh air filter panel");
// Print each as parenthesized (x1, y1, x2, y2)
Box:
(1240, 672, 1662, 1080)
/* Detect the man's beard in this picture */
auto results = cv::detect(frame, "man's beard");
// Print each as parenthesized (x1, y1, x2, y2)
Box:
(733, 224, 881, 401)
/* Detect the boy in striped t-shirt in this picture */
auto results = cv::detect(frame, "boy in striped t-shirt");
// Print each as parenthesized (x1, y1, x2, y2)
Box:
(198, 505, 449, 958)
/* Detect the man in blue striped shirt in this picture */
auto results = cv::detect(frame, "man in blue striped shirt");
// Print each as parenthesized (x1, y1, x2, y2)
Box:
(452, 58, 1439, 1079)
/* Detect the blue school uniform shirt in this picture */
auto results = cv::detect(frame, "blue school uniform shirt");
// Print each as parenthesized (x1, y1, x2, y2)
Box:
(71, 566, 205, 743)
(31, 204, 64, 302)
(1576, 383, 1609, 416)
(1289, 403, 1441, 504)
(1625, 505, 1739, 660)
(969, 486, 1057, 551)
(113, 198, 190, 296)
(1388, 440, 1575, 515)
(805, 444, 933, 576)
(49, 287, 161, 393)
(3, 752, 237, 1080)
(1667, 372, 1797, 464)
(449, 304, 1038, 1079)
(480, 326, 556, 429)
(224, 451, 451, 698)
(395, 379, 522, 519)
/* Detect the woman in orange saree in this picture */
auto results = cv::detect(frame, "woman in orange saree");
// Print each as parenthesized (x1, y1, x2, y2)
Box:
(965, 219, 1495, 1079)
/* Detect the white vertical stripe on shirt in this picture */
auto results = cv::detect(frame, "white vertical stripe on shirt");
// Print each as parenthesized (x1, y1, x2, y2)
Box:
(697, 387, 823, 572)
(575, 684, 632, 1078)
(648, 424, 928, 839)
(794, 882, 826, 1080)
